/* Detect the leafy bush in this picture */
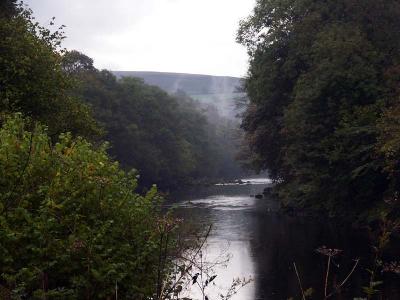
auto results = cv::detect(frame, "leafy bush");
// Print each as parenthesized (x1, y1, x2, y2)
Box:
(0, 114, 164, 299)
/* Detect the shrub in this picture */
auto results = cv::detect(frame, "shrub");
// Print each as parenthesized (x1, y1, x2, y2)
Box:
(0, 114, 164, 299)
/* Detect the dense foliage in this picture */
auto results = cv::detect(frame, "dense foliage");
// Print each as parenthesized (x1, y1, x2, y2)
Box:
(62, 51, 243, 189)
(0, 114, 165, 298)
(0, 0, 18, 18)
(238, 0, 400, 218)
(0, 5, 99, 138)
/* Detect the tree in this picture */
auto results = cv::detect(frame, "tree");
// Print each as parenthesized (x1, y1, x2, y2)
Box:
(0, 0, 19, 18)
(62, 50, 95, 74)
(238, 0, 400, 217)
(0, 5, 100, 138)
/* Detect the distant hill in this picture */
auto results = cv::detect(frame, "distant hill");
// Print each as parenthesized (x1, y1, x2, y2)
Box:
(113, 71, 242, 94)
(113, 71, 246, 119)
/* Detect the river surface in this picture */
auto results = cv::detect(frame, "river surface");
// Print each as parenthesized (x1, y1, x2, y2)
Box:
(168, 178, 400, 300)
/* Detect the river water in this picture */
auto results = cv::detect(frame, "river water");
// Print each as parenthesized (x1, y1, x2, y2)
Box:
(168, 178, 399, 300)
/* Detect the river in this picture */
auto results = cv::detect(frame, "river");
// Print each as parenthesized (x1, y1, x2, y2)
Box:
(168, 178, 399, 300)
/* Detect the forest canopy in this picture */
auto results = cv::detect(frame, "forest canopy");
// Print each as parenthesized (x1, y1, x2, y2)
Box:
(62, 50, 244, 189)
(238, 0, 400, 219)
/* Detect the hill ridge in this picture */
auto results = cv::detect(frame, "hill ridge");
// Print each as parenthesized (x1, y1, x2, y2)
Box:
(113, 70, 242, 80)
(112, 71, 245, 119)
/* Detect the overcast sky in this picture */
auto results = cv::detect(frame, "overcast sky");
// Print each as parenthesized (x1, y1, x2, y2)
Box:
(25, 0, 255, 77)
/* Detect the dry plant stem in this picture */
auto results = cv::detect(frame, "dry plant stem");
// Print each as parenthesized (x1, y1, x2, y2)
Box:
(337, 259, 359, 288)
(324, 256, 331, 298)
(160, 233, 170, 297)
(160, 225, 212, 300)
(198, 251, 205, 300)
(156, 232, 164, 298)
(234, 281, 250, 298)
(223, 278, 253, 300)
(293, 262, 306, 300)
(326, 258, 360, 299)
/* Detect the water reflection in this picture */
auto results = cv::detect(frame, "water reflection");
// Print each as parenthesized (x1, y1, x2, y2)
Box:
(169, 179, 399, 299)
